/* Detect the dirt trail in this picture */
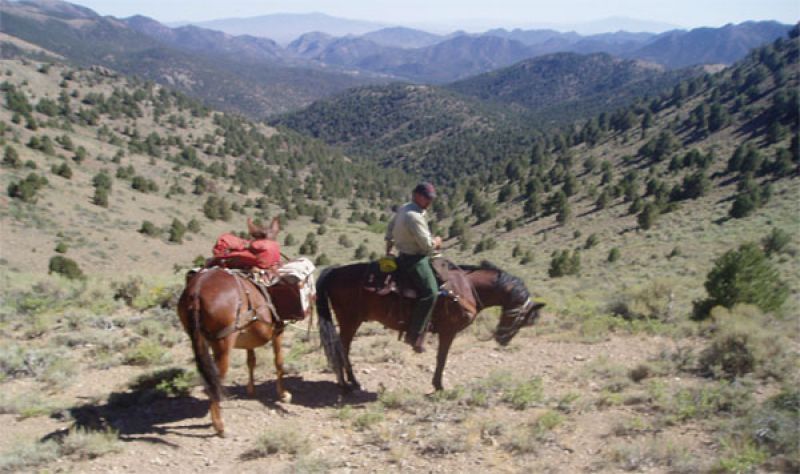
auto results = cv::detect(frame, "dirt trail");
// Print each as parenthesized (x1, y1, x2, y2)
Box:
(1, 314, 709, 473)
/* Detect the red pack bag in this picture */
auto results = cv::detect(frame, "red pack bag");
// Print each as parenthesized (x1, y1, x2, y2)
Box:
(213, 233, 250, 258)
(210, 233, 280, 269)
(249, 239, 281, 268)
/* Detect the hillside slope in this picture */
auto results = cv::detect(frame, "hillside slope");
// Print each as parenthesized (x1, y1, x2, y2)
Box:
(0, 59, 411, 277)
(446, 52, 700, 122)
(0, 0, 379, 117)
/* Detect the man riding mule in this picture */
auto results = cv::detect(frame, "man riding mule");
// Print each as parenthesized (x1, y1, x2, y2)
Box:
(384, 182, 443, 353)
(177, 217, 315, 436)
(317, 253, 546, 391)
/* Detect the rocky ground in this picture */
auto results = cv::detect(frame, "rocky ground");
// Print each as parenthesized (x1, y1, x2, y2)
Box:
(0, 310, 733, 473)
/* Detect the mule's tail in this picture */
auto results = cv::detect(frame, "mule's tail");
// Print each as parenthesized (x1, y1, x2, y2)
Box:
(186, 292, 224, 403)
(316, 267, 349, 388)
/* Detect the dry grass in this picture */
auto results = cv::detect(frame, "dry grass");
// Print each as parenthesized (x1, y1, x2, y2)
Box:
(242, 426, 311, 459)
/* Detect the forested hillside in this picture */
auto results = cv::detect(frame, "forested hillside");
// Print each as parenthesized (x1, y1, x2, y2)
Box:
(0, 0, 379, 117)
(0, 59, 411, 276)
(278, 29, 798, 193)
(447, 52, 702, 122)
(272, 83, 520, 160)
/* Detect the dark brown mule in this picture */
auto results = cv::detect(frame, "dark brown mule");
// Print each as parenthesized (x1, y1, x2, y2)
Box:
(177, 217, 289, 436)
(316, 261, 545, 391)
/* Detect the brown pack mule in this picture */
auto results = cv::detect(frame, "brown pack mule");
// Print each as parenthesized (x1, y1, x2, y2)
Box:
(177, 217, 289, 437)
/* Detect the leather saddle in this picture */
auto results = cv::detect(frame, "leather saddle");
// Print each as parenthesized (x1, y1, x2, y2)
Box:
(363, 257, 478, 322)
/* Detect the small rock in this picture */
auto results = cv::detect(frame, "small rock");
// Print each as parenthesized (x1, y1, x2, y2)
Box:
(574, 355, 587, 361)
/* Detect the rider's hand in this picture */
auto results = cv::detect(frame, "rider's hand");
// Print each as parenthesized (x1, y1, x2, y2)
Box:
(433, 236, 442, 250)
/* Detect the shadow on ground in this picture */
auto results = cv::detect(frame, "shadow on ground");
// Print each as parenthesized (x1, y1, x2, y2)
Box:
(42, 376, 376, 445)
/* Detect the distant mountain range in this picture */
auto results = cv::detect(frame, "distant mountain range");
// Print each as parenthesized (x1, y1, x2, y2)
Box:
(180, 13, 680, 42)
(286, 21, 791, 83)
(187, 12, 389, 45)
(0, 0, 381, 117)
(0, 0, 792, 118)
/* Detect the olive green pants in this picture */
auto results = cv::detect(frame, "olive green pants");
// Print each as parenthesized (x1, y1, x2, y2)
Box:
(397, 254, 439, 337)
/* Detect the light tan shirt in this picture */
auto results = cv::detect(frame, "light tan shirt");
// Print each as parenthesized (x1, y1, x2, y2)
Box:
(385, 202, 434, 255)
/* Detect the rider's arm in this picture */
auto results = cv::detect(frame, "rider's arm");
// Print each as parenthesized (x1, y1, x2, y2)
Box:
(385, 211, 397, 255)
(407, 211, 435, 254)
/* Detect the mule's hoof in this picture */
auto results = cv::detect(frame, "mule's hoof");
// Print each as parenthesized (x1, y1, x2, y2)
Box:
(279, 391, 292, 403)
(215, 428, 226, 438)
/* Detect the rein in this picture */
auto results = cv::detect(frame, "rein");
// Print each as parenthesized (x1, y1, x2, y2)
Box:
(495, 297, 534, 341)
(448, 262, 484, 312)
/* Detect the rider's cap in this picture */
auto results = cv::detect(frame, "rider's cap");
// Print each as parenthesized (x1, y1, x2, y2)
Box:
(413, 182, 436, 199)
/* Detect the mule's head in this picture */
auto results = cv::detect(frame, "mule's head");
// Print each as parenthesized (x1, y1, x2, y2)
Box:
(495, 297, 545, 346)
(491, 269, 546, 345)
(248, 216, 281, 240)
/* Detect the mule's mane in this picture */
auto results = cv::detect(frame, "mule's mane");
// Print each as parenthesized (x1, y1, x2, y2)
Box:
(455, 260, 530, 306)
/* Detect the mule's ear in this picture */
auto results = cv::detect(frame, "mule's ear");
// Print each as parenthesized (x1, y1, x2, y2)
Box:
(268, 216, 281, 238)
(248, 217, 270, 239)
(247, 217, 260, 236)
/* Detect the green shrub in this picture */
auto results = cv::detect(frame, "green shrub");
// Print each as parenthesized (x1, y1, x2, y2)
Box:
(130, 367, 198, 398)
(337, 234, 352, 248)
(2, 145, 22, 168)
(51, 162, 72, 179)
(54, 242, 68, 253)
(0, 440, 59, 472)
(0, 392, 58, 418)
(124, 339, 170, 366)
(473, 237, 497, 253)
(353, 410, 384, 431)
(584, 233, 599, 249)
(693, 243, 788, 319)
(502, 377, 544, 410)
(378, 389, 423, 413)
(131, 175, 158, 193)
(112, 277, 142, 306)
(168, 218, 186, 243)
(610, 280, 675, 321)
(203, 195, 232, 221)
(7, 172, 48, 203)
(608, 247, 621, 263)
(637, 202, 660, 230)
(729, 192, 758, 218)
(354, 243, 368, 259)
(48, 255, 84, 280)
(92, 187, 109, 207)
(549, 249, 580, 277)
(58, 428, 121, 460)
(186, 218, 200, 233)
(242, 427, 310, 458)
(698, 305, 793, 380)
(658, 380, 754, 426)
(138, 220, 160, 237)
(721, 387, 799, 471)
(762, 227, 791, 256)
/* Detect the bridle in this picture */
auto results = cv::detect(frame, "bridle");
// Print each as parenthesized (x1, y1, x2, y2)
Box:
(495, 297, 535, 342)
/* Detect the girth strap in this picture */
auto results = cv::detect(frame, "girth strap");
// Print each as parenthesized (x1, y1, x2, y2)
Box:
(205, 271, 274, 340)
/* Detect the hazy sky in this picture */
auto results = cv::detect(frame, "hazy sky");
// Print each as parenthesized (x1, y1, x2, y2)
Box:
(71, 0, 798, 30)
